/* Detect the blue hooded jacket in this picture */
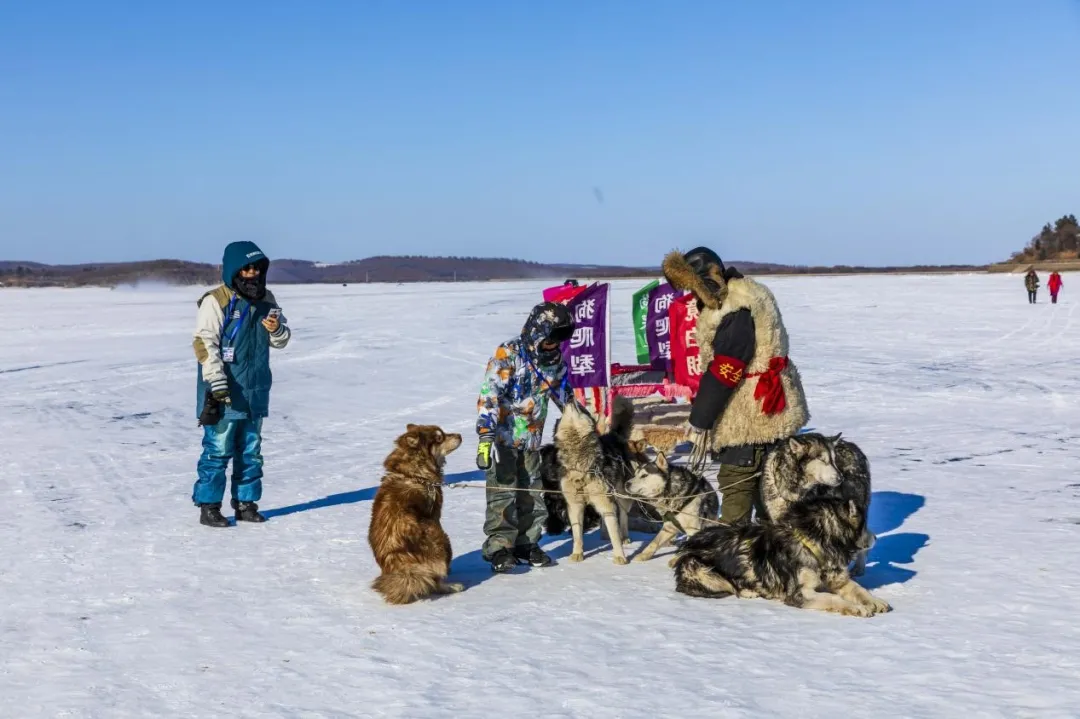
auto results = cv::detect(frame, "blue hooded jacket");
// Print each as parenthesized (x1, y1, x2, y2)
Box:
(195, 241, 284, 421)
(221, 241, 269, 287)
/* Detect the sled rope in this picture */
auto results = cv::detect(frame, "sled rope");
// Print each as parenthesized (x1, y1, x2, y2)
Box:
(445, 475, 752, 504)
(445, 470, 762, 530)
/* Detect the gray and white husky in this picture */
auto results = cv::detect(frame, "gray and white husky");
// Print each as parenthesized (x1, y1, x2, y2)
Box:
(761, 433, 874, 576)
(625, 452, 719, 563)
(553, 396, 638, 565)
(672, 491, 890, 617)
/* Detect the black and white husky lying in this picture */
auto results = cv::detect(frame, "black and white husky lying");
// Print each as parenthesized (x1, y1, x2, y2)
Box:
(671, 491, 890, 617)
(761, 432, 874, 576)
(670, 432, 889, 617)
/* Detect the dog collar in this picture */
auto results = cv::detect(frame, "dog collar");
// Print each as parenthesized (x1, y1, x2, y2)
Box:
(792, 529, 825, 564)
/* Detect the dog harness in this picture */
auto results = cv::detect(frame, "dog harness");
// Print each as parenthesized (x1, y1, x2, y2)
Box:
(792, 528, 825, 563)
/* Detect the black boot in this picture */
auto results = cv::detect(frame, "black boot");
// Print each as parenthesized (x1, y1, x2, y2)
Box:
(232, 499, 266, 523)
(489, 548, 517, 573)
(199, 503, 230, 528)
(515, 545, 555, 568)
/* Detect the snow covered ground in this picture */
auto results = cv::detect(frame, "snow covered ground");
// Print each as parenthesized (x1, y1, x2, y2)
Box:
(1, 274, 1078, 718)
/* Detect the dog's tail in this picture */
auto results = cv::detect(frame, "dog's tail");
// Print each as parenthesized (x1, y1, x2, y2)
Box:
(672, 555, 736, 599)
(555, 398, 601, 450)
(371, 568, 441, 605)
(606, 395, 635, 443)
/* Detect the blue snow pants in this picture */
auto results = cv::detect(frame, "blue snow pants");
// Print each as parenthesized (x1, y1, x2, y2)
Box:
(192, 418, 264, 506)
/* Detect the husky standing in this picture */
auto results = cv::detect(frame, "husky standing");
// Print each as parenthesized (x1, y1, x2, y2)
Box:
(661, 247, 810, 525)
(540, 435, 652, 538)
(538, 443, 601, 537)
(761, 433, 874, 576)
(625, 452, 719, 562)
(553, 396, 638, 565)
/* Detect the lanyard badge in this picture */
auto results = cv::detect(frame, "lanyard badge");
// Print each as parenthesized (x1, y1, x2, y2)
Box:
(221, 296, 251, 363)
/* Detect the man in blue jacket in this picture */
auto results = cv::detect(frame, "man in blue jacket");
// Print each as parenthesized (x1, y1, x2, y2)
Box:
(192, 241, 292, 527)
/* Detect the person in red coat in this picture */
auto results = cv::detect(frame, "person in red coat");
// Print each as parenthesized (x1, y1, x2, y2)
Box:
(1049, 272, 1063, 304)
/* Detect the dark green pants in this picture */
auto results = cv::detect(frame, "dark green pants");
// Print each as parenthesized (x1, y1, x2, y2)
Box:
(482, 446, 547, 560)
(715, 444, 767, 524)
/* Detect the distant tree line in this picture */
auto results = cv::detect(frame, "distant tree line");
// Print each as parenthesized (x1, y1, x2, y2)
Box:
(0, 260, 218, 287)
(0, 253, 992, 289)
(355, 255, 545, 265)
(1013, 214, 1080, 262)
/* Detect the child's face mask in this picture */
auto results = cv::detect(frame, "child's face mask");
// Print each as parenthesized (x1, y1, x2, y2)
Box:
(536, 340, 562, 367)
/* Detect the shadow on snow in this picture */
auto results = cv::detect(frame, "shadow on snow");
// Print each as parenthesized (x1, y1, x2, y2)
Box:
(262, 476, 928, 592)
(261, 469, 482, 520)
(861, 490, 928, 590)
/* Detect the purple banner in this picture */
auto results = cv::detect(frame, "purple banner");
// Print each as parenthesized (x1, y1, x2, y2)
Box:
(646, 282, 679, 372)
(561, 282, 609, 389)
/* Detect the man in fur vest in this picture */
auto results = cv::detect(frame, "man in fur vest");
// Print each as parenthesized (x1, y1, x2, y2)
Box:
(662, 247, 810, 524)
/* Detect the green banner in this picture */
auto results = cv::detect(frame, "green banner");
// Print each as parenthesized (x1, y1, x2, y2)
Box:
(632, 279, 659, 364)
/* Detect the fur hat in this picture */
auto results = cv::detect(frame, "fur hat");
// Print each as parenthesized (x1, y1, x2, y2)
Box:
(662, 246, 729, 309)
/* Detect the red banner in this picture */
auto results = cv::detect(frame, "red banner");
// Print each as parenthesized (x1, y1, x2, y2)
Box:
(543, 282, 588, 304)
(669, 293, 702, 395)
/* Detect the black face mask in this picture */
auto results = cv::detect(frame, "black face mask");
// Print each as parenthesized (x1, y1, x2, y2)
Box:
(537, 321, 573, 366)
(234, 272, 266, 301)
(536, 344, 563, 367)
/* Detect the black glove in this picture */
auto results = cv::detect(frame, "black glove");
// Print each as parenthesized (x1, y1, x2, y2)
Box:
(198, 390, 223, 427)
(686, 426, 710, 474)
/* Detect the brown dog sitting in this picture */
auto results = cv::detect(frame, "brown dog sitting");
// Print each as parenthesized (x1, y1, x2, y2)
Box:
(368, 424, 464, 605)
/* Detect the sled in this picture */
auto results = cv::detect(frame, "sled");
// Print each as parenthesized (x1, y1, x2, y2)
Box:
(543, 278, 700, 461)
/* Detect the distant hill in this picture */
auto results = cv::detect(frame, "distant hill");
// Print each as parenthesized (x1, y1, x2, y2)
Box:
(266, 256, 660, 284)
(0, 259, 219, 288)
(0, 255, 987, 288)
(0, 256, 658, 287)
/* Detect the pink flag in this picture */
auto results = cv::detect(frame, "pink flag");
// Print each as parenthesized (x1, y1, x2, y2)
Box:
(543, 282, 588, 304)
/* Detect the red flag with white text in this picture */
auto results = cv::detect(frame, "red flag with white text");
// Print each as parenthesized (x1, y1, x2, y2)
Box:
(669, 293, 702, 395)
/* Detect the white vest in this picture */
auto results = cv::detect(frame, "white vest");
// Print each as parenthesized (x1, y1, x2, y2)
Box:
(695, 277, 809, 448)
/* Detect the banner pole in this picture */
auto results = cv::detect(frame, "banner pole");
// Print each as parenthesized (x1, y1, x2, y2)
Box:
(605, 282, 612, 415)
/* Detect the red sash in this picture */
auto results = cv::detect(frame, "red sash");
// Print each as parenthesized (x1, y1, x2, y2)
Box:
(748, 356, 788, 416)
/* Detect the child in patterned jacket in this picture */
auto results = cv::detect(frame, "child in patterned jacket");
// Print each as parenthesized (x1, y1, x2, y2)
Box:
(476, 302, 574, 572)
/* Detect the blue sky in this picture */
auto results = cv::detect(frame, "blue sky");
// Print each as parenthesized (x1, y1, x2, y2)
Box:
(2, 1, 1078, 267)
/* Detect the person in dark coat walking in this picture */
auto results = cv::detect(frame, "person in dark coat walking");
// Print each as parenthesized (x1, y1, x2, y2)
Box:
(1025, 270, 1040, 304)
